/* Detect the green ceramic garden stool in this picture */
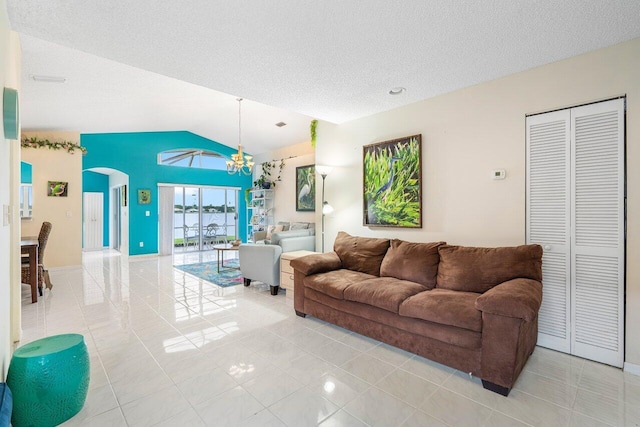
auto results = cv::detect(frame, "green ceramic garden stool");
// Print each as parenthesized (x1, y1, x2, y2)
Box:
(7, 334, 90, 427)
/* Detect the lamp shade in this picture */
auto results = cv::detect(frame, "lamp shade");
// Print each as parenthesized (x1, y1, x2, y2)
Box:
(322, 201, 334, 215)
(316, 165, 333, 176)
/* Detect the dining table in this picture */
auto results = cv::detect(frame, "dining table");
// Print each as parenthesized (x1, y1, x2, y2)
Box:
(20, 237, 39, 303)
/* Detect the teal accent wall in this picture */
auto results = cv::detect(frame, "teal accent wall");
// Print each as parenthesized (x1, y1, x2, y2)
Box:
(81, 131, 252, 255)
(20, 161, 32, 184)
(82, 171, 110, 247)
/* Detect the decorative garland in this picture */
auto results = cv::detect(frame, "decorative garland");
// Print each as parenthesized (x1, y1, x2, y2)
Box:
(310, 119, 317, 147)
(21, 137, 87, 155)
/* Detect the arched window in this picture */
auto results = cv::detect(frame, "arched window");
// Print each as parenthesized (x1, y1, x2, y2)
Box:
(158, 149, 228, 170)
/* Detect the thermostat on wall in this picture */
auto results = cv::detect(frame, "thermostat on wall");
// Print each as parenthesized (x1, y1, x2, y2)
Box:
(492, 169, 506, 180)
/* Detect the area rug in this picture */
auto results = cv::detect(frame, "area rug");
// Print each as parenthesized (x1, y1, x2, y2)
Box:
(174, 259, 243, 288)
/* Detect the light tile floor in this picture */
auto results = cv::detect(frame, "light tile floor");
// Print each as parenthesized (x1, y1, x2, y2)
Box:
(17, 250, 640, 426)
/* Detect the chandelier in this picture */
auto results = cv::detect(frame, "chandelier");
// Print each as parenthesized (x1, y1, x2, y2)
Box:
(226, 98, 254, 175)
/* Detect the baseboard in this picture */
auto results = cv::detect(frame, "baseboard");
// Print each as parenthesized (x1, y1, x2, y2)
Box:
(48, 265, 82, 272)
(624, 362, 640, 376)
(128, 253, 159, 261)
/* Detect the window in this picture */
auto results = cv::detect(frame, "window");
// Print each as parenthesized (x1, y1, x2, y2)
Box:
(158, 149, 228, 170)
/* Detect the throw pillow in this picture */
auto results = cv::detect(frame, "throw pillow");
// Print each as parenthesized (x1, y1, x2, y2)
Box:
(265, 225, 283, 240)
(277, 221, 290, 231)
(380, 239, 445, 289)
(436, 244, 543, 293)
(333, 231, 390, 276)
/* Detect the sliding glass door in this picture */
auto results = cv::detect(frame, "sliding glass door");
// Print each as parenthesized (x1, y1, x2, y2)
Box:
(173, 186, 238, 252)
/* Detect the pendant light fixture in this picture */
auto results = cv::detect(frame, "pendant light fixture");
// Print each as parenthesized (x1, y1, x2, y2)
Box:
(226, 98, 254, 175)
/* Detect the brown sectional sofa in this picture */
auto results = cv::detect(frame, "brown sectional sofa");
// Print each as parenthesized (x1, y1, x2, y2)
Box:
(290, 232, 543, 396)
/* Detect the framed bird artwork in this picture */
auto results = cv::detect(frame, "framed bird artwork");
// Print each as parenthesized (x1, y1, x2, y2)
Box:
(47, 181, 68, 197)
(296, 164, 316, 211)
(363, 134, 422, 228)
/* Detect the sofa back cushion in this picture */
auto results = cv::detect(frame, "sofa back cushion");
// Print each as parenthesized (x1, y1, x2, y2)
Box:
(380, 239, 445, 289)
(334, 231, 390, 276)
(436, 244, 543, 293)
(290, 222, 310, 230)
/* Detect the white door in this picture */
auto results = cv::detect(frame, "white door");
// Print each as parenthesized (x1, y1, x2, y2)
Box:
(526, 110, 572, 353)
(83, 192, 104, 250)
(526, 98, 625, 367)
(570, 99, 625, 367)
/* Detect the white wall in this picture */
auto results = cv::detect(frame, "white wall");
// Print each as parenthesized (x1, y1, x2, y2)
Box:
(254, 140, 316, 224)
(0, 0, 21, 379)
(316, 38, 640, 365)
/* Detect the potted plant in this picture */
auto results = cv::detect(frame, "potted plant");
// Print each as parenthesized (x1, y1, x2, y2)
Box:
(253, 160, 286, 189)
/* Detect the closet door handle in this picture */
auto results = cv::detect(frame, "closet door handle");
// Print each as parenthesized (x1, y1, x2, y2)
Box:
(543, 245, 552, 251)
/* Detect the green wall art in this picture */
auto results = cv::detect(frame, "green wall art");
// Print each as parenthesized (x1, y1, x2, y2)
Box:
(296, 164, 315, 211)
(363, 134, 422, 228)
(138, 189, 151, 204)
(47, 181, 68, 197)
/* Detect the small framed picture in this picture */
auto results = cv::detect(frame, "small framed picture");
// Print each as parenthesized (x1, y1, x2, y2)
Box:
(47, 181, 68, 197)
(138, 189, 151, 204)
(121, 185, 127, 207)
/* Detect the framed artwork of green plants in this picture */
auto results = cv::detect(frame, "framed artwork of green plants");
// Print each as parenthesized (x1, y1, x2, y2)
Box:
(296, 164, 316, 211)
(363, 134, 422, 228)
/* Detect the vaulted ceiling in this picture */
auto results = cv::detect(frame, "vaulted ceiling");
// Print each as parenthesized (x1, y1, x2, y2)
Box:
(7, 1, 640, 154)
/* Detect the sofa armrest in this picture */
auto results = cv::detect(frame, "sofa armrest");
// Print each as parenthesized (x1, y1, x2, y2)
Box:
(290, 251, 342, 276)
(475, 278, 542, 322)
(280, 235, 316, 253)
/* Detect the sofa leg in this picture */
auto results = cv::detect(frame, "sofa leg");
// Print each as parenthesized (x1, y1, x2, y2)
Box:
(295, 310, 306, 318)
(243, 278, 251, 287)
(481, 380, 511, 396)
(270, 285, 279, 296)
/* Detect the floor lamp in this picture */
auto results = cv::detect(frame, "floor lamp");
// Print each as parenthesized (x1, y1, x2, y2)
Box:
(316, 166, 333, 252)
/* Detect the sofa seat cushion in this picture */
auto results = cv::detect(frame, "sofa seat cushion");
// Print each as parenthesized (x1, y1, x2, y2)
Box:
(343, 278, 428, 314)
(399, 289, 482, 332)
(305, 287, 481, 349)
(304, 269, 376, 300)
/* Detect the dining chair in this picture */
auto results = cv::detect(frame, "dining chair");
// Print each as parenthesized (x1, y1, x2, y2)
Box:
(183, 224, 199, 250)
(21, 221, 53, 296)
(204, 223, 222, 248)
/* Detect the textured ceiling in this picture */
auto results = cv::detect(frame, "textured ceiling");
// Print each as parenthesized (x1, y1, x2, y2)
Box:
(7, 1, 640, 154)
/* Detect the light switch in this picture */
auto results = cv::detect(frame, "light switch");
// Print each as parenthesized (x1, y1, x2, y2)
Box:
(66, 210, 72, 217)
(145, 211, 150, 217)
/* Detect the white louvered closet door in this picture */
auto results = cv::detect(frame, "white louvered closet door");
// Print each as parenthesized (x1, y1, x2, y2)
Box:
(570, 99, 625, 367)
(526, 110, 571, 353)
(527, 98, 625, 367)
